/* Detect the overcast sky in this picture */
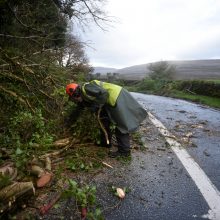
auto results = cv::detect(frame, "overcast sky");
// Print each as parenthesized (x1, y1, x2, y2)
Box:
(79, 0, 220, 69)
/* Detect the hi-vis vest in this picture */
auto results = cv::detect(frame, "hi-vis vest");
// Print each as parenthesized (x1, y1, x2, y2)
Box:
(82, 80, 122, 106)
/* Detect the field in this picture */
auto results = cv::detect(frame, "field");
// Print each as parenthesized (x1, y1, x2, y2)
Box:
(93, 60, 220, 108)
(125, 79, 220, 109)
(94, 59, 220, 81)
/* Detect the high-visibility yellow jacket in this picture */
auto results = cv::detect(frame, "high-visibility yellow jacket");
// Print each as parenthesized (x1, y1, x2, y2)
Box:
(81, 80, 147, 133)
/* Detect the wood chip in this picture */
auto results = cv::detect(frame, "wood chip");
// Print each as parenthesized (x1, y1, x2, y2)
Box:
(36, 172, 52, 188)
(116, 188, 125, 199)
(102, 162, 113, 169)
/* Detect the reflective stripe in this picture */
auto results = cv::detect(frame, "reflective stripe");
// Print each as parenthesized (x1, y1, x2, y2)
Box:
(82, 80, 122, 106)
(81, 83, 96, 101)
(92, 80, 122, 106)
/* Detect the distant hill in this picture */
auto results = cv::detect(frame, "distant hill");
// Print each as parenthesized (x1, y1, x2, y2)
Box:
(93, 67, 117, 75)
(168, 60, 220, 80)
(116, 64, 147, 80)
(92, 59, 220, 80)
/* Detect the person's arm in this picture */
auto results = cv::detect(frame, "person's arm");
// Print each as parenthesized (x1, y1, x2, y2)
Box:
(64, 103, 84, 127)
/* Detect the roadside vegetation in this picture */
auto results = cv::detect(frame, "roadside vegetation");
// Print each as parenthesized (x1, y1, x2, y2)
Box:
(0, 1, 124, 219)
(91, 63, 220, 109)
(120, 61, 220, 109)
(0, 1, 144, 219)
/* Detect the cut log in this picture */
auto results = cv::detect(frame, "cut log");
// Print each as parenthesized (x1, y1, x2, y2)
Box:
(53, 137, 70, 147)
(36, 172, 52, 188)
(0, 181, 35, 201)
(31, 165, 44, 177)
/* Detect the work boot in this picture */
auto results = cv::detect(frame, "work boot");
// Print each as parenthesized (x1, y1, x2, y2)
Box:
(97, 143, 112, 148)
(99, 138, 112, 148)
(108, 150, 130, 158)
(102, 143, 112, 148)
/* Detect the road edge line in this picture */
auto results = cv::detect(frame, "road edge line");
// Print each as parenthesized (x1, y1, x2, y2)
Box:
(147, 111, 220, 220)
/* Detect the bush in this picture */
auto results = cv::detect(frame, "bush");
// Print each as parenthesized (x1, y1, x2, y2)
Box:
(148, 61, 176, 81)
(0, 109, 55, 169)
(129, 78, 173, 95)
(9, 109, 54, 147)
(137, 79, 156, 91)
(70, 109, 101, 145)
(175, 80, 220, 98)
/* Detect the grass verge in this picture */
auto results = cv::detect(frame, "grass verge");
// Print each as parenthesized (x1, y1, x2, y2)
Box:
(170, 90, 220, 109)
(124, 79, 220, 109)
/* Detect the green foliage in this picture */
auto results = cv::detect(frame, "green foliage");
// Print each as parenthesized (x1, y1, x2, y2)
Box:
(66, 158, 93, 172)
(131, 132, 145, 150)
(127, 78, 220, 109)
(117, 155, 132, 163)
(87, 208, 104, 220)
(133, 79, 156, 92)
(127, 78, 172, 95)
(108, 79, 128, 87)
(9, 109, 54, 147)
(0, 0, 67, 51)
(173, 80, 220, 98)
(1, 109, 54, 170)
(64, 179, 97, 207)
(148, 61, 176, 81)
(170, 90, 220, 109)
(0, 0, 92, 143)
(63, 179, 104, 219)
(64, 144, 105, 173)
(71, 109, 101, 144)
(0, 1, 109, 218)
(11, 146, 29, 171)
(71, 158, 101, 172)
(0, 174, 12, 190)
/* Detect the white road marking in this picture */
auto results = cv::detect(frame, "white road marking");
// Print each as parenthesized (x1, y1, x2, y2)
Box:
(147, 111, 220, 220)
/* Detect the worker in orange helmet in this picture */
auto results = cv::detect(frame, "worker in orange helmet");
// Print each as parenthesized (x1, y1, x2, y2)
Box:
(65, 80, 147, 158)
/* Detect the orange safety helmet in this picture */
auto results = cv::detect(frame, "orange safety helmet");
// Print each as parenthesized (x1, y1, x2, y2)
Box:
(66, 83, 79, 96)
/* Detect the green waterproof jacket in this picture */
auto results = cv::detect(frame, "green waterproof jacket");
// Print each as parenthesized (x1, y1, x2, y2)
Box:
(81, 80, 147, 133)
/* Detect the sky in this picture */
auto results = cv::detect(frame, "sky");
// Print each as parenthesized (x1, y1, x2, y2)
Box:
(78, 0, 220, 69)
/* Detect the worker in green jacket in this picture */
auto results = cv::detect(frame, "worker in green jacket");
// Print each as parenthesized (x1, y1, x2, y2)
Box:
(66, 80, 147, 158)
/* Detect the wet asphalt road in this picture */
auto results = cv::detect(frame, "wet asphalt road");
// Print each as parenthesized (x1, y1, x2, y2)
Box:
(93, 93, 220, 220)
(134, 93, 220, 191)
(37, 93, 220, 220)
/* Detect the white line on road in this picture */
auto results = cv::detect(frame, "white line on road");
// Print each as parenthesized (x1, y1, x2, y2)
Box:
(147, 111, 220, 220)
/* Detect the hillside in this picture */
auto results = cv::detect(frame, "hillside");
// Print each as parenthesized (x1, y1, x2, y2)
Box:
(93, 67, 118, 74)
(93, 59, 220, 80)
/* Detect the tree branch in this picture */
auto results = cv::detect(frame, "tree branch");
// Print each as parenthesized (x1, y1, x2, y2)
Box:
(0, 34, 65, 41)
(6, 2, 44, 34)
(0, 85, 26, 105)
(0, 71, 25, 82)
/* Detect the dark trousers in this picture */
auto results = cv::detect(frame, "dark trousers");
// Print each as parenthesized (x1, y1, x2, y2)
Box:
(100, 109, 130, 153)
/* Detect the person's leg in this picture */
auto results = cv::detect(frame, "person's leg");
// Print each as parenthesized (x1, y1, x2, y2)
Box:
(109, 128, 130, 157)
(115, 128, 130, 153)
(99, 109, 112, 148)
